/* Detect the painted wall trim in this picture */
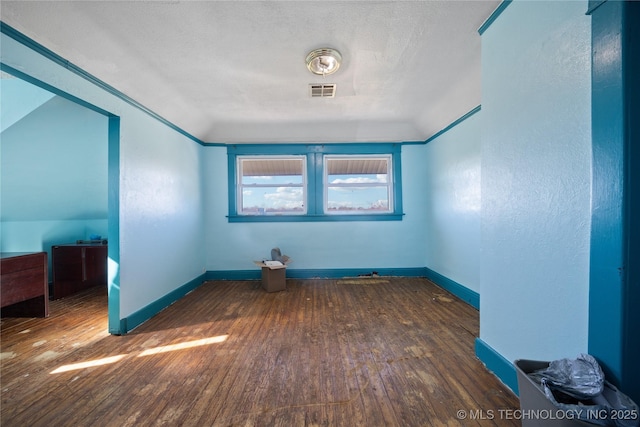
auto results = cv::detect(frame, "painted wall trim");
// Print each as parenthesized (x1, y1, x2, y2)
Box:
(206, 268, 429, 281)
(586, 0, 607, 16)
(2, 21, 479, 150)
(119, 273, 206, 334)
(227, 143, 402, 154)
(423, 267, 480, 309)
(475, 338, 518, 395)
(0, 63, 113, 118)
(424, 105, 481, 145)
(227, 143, 404, 222)
(478, 1, 513, 35)
(201, 142, 227, 147)
(206, 270, 261, 281)
(227, 214, 405, 223)
(204, 267, 480, 307)
(0, 21, 204, 146)
(121, 267, 480, 338)
(207, 141, 424, 147)
(107, 116, 122, 335)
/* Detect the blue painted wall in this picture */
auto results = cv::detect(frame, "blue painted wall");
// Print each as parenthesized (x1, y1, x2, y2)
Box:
(422, 110, 481, 294)
(1, 92, 108, 276)
(1, 30, 206, 328)
(479, 0, 592, 370)
(202, 145, 428, 273)
(117, 108, 205, 319)
(3, 5, 625, 397)
(0, 75, 54, 132)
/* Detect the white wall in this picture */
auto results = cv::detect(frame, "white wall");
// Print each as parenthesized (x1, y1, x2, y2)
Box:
(480, 0, 592, 362)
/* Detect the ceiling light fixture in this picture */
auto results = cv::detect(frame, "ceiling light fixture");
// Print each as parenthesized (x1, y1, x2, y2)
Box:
(306, 48, 342, 76)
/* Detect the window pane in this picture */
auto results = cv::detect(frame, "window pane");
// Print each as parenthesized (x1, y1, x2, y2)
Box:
(325, 156, 392, 214)
(239, 156, 306, 215)
(241, 187, 305, 214)
(327, 186, 389, 212)
(242, 175, 303, 185)
(328, 173, 388, 185)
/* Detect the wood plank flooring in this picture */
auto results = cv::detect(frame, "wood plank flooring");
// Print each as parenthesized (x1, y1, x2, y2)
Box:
(1, 277, 521, 426)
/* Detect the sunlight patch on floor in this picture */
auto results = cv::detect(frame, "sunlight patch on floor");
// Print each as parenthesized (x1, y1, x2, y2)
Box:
(137, 335, 228, 357)
(50, 354, 126, 374)
(49, 335, 229, 374)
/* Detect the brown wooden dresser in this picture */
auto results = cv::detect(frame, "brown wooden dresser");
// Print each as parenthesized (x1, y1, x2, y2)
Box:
(52, 242, 107, 299)
(1, 252, 49, 317)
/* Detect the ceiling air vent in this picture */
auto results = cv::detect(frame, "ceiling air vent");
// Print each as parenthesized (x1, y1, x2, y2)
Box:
(309, 83, 336, 98)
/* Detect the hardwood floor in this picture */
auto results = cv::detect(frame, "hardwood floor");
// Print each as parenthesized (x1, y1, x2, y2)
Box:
(1, 277, 521, 426)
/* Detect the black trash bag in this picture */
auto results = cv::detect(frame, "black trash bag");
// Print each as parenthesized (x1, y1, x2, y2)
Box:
(529, 354, 639, 427)
(529, 353, 604, 399)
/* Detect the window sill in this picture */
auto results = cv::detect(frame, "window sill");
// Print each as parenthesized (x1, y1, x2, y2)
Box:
(227, 213, 404, 223)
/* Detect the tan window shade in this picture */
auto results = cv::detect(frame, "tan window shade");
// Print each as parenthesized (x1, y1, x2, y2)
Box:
(241, 158, 303, 176)
(326, 158, 388, 175)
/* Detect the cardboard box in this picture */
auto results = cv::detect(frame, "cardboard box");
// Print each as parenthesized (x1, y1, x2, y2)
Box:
(254, 260, 289, 292)
(261, 265, 286, 292)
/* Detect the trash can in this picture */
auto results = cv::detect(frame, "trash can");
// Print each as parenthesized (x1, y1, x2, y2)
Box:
(515, 358, 639, 427)
(516, 359, 594, 426)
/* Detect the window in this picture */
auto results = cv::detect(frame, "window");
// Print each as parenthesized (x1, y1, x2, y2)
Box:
(237, 156, 306, 215)
(324, 155, 393, 214)
(227, 144, 403, 222)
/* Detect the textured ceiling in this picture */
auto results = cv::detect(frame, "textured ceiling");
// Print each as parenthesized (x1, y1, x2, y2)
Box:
(1, 1, 499, 144)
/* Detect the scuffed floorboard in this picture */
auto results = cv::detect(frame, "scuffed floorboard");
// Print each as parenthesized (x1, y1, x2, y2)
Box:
(1, 278, 520, 426)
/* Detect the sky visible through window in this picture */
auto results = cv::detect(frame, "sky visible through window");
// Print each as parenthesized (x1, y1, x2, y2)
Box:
(241, 174, 304, 213)
(241, 173, 390, 213)
(326, 173, 390, 212)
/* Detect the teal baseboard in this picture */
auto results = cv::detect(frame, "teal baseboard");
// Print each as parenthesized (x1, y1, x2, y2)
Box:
(423, 267, 480, 309)
(289, 267, 428, 279)
(120, 269, 415, 333)
(121, 267, 479, 338)
(205, 270, 260, 280)
(475, 338, 518, 395)
(120, 273, 207, 334)
(118, 268, 436, 334)
(206, 267, 428, 281)
(205, 267, 480, 310)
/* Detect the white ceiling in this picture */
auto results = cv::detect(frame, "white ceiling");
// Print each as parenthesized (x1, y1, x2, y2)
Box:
(1, 1, 499, 144)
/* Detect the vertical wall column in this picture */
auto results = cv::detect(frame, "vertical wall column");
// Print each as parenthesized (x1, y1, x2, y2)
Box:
(477, 0, 592, 393)
(107, 116, 122, 335)
(588, 0, 640, 402)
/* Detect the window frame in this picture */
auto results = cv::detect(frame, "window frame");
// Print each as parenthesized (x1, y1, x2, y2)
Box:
(323, 154, 394, 215)
(236, 155, 307, 216)
(227, 143, 403, 222)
